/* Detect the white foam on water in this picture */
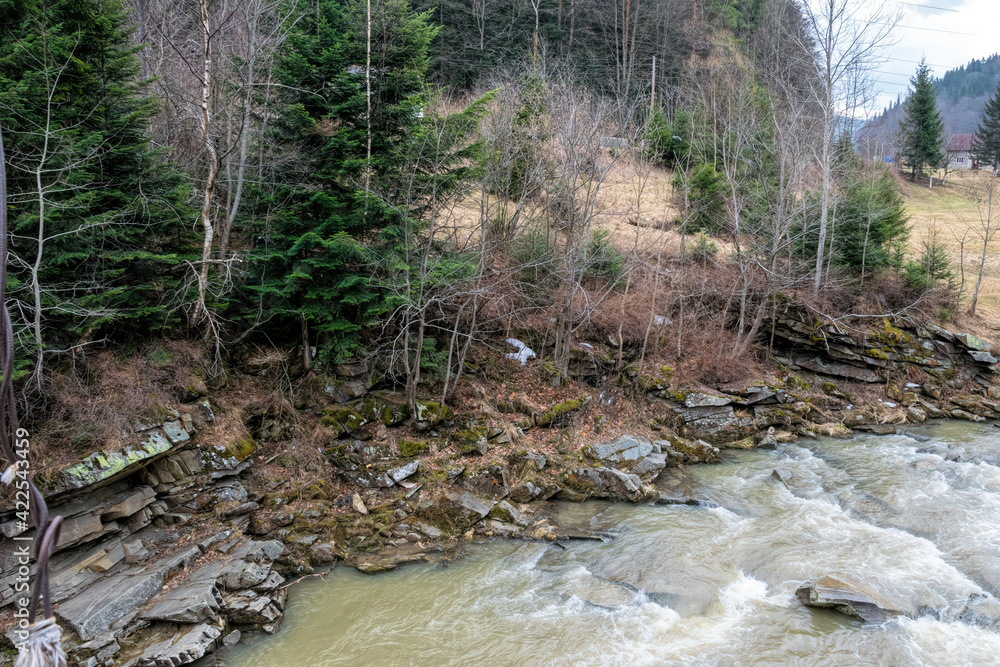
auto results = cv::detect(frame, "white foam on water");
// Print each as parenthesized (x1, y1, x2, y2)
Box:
(898, 616, 1000, 666)
(224, 424, 1000, 667)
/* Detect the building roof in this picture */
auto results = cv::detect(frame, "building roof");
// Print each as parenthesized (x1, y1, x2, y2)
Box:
(946, 134, 977, 152)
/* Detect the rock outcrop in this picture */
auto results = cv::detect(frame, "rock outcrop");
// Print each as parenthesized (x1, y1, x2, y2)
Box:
(796, 575, 905, 623)
(771, 309, 997, 386)
(0, 402, 288, 667)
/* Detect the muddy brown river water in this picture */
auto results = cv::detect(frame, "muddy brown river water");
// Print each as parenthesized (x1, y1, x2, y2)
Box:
(223, 421, 1000, 666)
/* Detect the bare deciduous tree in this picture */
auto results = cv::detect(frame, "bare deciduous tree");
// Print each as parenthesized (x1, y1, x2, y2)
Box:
(795, 0, 899, 292)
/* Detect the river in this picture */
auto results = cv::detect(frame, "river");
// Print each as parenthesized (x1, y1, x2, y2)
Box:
(223, 421, 1000, 666)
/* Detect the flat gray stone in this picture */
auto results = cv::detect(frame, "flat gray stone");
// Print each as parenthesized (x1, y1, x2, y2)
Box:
(132, 622, 221, 667)
(796, 575, 904, 623)
(630, 452, 667, 476)
(255, 571, 285, 592)
(56, 513, 105, 548)
(141, 563, 223, 623)
(102, 487, 157, 521)
(683, 392, 733, 408)
(969, 350, 998, 364)
(225, 590, 281, 625)
(55, 546, 200, 640)
(218, 559, 270, 590)
(584, 435, 653, 463)
(797, 357, 880, 383)
(388, 460, 419, 483)
(56, 567, 166, 640)
(160, 420, 191, 445)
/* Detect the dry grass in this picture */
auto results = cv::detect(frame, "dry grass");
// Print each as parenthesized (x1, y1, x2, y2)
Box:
(899, 170, 1000, 337)
(34, 341, 210, 468)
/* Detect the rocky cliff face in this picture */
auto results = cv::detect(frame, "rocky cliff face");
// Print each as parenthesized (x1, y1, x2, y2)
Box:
(0, 401, 286, 666)
(770, 308, 997, 386)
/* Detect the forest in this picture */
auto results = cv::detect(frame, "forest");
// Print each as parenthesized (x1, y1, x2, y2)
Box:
(0, 0, 995, 428)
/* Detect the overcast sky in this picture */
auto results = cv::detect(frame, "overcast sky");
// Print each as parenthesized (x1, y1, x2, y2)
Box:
(873, 0, 1000, 110)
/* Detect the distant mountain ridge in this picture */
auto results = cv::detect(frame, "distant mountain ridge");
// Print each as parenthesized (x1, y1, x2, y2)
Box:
(861, 53, 1000, 158)
(934, 53, 1000, 135)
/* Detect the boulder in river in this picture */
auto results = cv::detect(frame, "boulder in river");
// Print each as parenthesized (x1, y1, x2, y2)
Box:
(417, 489, 495, 531)
(796, 575, 904, 623)
(960, 594, 1000, 629)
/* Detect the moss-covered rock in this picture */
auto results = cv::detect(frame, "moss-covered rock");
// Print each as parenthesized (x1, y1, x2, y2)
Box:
(42, 431, 178, 495)
(655, 433, 720, 463)
(416, 489, 494, 532)
(399, 439, 429, 457)
(786, 374, 811, 391)
(453, 427, 490, 456)
(534, 396, 589, 427)
(637, 374, 667, 393)
(415, 401, 452, 425)
(320, 407, 368, 436)
(487, 500, 522, 524)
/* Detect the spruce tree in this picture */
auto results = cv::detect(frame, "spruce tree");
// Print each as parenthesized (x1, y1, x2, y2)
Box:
(836, 166, 909, 274)
(899, 61, 945, 181)
(245, 0, 437, 364)
(972, 80, 1000, 171)
(0, 0, 190, 370)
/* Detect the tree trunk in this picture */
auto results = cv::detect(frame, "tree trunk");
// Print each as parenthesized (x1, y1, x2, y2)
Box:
(196, 0, 217, 323)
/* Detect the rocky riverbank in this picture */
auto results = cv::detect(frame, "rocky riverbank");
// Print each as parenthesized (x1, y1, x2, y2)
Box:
(1, 311, 998, 666)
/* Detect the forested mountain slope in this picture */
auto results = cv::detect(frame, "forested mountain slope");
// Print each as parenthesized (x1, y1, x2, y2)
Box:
(863, 53, 1000, 155)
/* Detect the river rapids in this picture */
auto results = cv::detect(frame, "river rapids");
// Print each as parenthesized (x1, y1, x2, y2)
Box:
(223, 421, 1000, 666)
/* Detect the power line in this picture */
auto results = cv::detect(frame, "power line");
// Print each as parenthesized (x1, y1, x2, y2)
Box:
(876, 70, 914, 79)
(896, 23, 974, 36)
(884, 56, 956, 69)
(896, 2, 962, 13)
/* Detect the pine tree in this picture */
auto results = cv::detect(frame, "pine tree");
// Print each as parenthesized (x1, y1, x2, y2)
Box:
(899, 61, 945, 181)
(0, 0, 190, 373)
(972, 80, 1000, 171)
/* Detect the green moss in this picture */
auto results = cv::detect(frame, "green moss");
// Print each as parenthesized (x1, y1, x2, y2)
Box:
(399, 439, 429, 457)
(636, 374, 666, 392)
(660, 365, 675, 384)
(321, 407, 368, 434)
(145, 346, 173, 365)
(227, 435, 257, 460)
(534, 397, 587, 427)
(488, 503, 517, 523)
(864, 348, 890, 361)
(786, 374, 810, 391)
(357, 398, 378, 421)
(415, 401, 452, 424)
(559, 470, 596, 494)
(324, 442, 351, 459)
(454, 426, 490, 455)
(424, 470, 448, 483)
(875, 319, 913, 346)
(380, 403, 408, 426)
